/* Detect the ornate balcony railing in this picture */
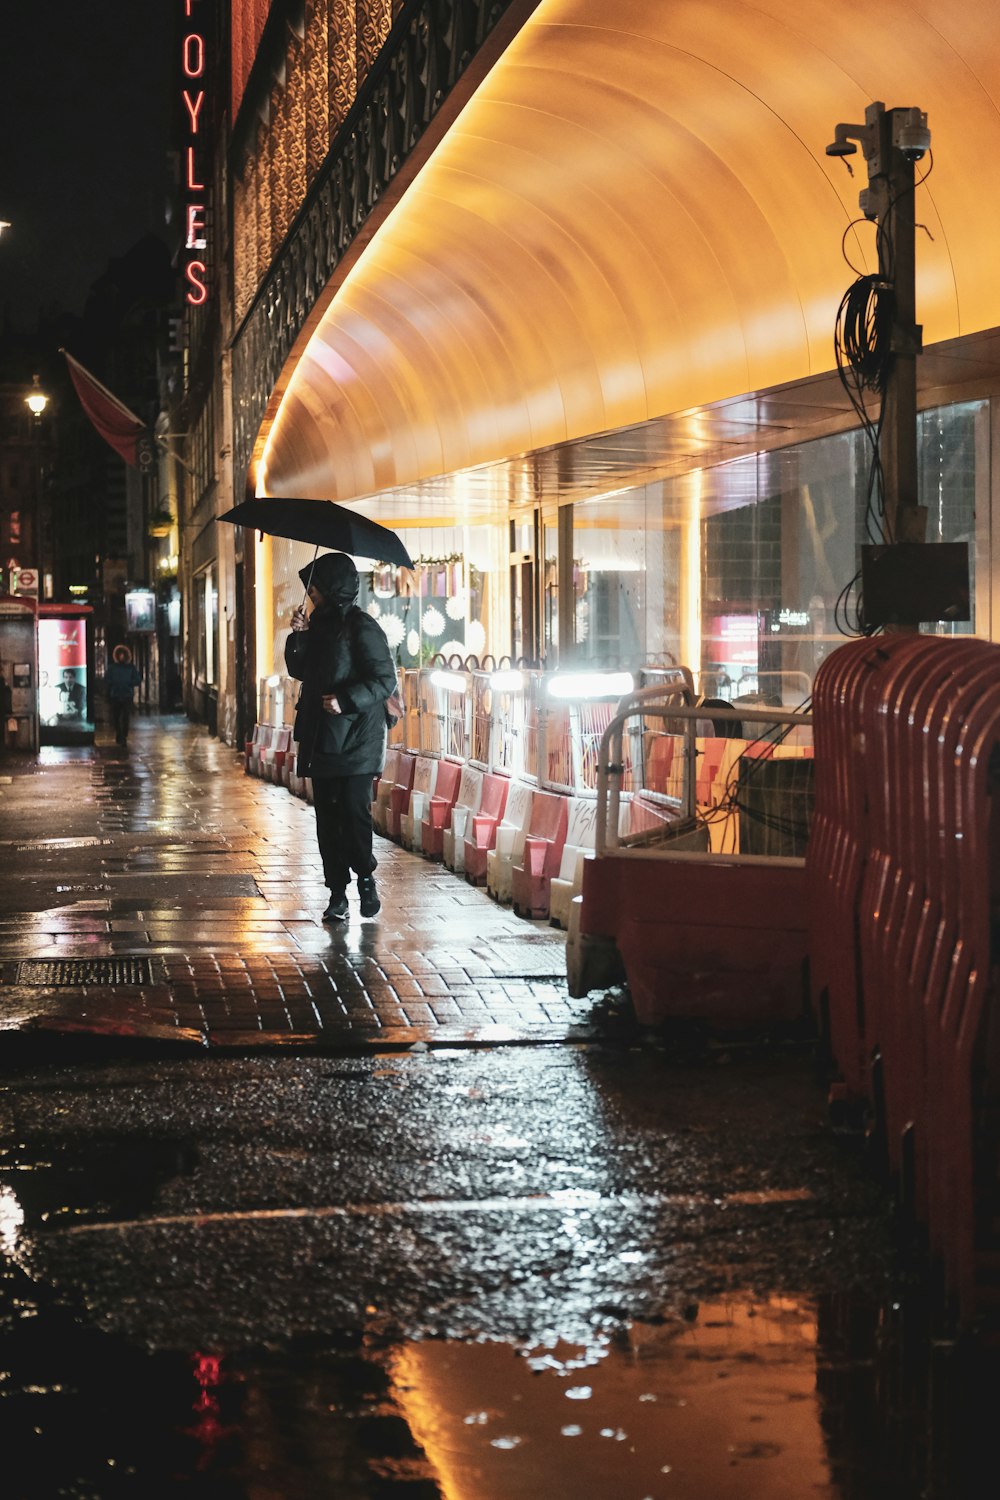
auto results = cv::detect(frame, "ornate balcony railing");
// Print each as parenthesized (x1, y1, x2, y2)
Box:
(232, 0, 517, 489)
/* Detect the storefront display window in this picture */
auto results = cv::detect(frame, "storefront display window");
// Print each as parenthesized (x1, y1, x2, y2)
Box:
(193, 565, 218, 689)
(566, 400, 987, 696)
(266, 527, 503, 684)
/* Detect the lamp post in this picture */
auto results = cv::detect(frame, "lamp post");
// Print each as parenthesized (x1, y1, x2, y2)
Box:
(24, 375, 49, 596)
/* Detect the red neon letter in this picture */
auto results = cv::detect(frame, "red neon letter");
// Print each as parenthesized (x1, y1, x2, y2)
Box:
(185, 261, 208, 305)
(186, 205, 206, 248)
(185, 147, 204, 191)
(181, 90, 204, 133)
(183, 33, 204, 79)
(184, 1, 201, 15)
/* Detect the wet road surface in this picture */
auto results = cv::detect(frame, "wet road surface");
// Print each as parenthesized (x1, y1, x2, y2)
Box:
(0, 717, 996, 1496)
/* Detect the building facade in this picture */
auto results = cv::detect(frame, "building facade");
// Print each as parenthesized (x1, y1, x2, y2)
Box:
(181, 0, 999, 745)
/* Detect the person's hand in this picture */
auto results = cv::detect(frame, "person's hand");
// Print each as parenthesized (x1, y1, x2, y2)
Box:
(322, 695, 342, 715)
(290, 606, 309, 632)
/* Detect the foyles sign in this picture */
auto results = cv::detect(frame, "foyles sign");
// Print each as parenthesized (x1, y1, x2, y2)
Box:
(181, 0, 209, 305)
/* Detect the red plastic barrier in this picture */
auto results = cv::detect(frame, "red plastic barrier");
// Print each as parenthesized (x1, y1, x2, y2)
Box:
(811, 635, 1000, 1327)
(929, 660, 995, 1314)
(696, 737, 728, 805)
(245, 723, 268, 774)
(386, 753, 416, 841)
(580, 853, 808, 1029)
(511, 789, 570, 919)
(463, 773, 510, 884)
(807, 637, 923, 1106)
(262, 726, 292, 783)
(421, 760, 462, 859)
(865, 642, 992, 1213)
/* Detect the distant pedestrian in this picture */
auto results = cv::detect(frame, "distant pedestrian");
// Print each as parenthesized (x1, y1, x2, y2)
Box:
(107, 644, 141, 746)
(285, 552, 397, 921)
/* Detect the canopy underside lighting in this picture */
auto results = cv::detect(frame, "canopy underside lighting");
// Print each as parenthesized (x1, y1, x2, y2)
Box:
(258, 0, 1000, 523)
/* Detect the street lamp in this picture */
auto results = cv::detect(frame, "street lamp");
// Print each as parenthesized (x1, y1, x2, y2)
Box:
(24, 375, 49, 594)
(25, 377, 49, 418)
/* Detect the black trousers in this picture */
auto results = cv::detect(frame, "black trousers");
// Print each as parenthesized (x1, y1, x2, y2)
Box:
(111, 700, 132, 743)
(312, 774, 377, 892)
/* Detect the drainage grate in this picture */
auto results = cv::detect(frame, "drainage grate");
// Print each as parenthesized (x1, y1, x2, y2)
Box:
(16, 957, 162, 987)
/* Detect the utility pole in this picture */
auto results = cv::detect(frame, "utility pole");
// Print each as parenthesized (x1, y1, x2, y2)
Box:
(827, 103, 932, 621)
(867, 104, 928, 545)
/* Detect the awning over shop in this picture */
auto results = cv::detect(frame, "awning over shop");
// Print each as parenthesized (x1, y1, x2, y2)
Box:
(257, 0, 1000, 521)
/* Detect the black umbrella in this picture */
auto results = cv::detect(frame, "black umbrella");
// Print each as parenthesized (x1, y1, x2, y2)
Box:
(218, 495, 414, 568)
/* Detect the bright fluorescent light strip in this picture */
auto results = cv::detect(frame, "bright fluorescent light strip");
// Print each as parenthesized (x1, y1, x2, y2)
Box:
(548, 672, 634, 699)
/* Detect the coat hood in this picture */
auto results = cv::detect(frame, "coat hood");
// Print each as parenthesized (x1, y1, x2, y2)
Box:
(299, 551, 359, 609)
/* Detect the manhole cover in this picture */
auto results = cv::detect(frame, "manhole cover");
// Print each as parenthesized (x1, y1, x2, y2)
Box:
(15, 957, 163, 987)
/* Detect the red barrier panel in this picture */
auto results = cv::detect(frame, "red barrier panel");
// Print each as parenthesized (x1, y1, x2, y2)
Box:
(511, 789, 570, 919)
(421, 760, 462, 859)
(872, 643, 994, 1217)
(245, 722, 269, 775)
(262, 726, 292, 783)
(386, 753, 416, 841)
(463, 774, 510, 883)
(812, 635, 1000, 1327)
(807, 637, 922, 1109)
(580, 853, 808, 1029)
(927, 666, 1000, 1317)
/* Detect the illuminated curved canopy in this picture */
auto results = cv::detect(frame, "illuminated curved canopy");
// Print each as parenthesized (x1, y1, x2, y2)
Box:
(258, 0, 1000, 521)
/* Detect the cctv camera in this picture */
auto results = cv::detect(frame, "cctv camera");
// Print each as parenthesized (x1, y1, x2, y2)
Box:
(893, 109, 930, 163)
(898, 133, 929, 162)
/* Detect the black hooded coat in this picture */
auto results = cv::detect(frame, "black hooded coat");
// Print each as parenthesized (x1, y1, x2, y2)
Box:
(284, 552, 398, 778)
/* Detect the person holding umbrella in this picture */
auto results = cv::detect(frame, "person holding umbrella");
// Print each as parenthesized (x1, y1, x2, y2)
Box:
(286, 550, 398, 920)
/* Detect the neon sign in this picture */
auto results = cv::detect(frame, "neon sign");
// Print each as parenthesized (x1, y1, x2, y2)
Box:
(181, 0, 208, 306)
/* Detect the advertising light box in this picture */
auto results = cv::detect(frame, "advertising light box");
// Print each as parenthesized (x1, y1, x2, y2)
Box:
(125, 589, 157, 633)
(708, 613, 759, 666)
(38, 617, 90, 729)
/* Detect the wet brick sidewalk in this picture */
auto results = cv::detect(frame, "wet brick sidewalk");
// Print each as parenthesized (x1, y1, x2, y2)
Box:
(0, 715, 593, 1049)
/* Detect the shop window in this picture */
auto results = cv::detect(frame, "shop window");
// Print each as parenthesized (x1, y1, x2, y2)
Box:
(193, 564, 218, 689)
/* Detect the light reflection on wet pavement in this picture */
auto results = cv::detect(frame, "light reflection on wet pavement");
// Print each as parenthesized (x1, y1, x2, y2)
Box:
(0, 721, 995, 1496)
(0, 1255, 986, 1499)
(0, 1044, 992, 1498)
(0, 721, 584, 1047)
(393, 1303, 827, 1499)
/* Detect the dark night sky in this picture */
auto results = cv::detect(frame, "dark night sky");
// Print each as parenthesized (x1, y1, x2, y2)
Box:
(0, 2, 173, 322)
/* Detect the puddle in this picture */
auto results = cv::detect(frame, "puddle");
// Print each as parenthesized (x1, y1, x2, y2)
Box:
(0, 1255, 991, 1499)
(390, 1305, 825, 1497)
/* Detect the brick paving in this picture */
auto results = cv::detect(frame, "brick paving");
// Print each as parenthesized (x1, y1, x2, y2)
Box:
(0, 714, 597, 1048)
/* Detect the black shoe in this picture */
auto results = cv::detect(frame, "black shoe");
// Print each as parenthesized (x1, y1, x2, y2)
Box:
(323, 892, 349, 921)
(358, 875, 380, 918)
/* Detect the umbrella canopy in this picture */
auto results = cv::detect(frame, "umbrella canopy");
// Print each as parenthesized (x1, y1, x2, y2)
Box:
(218, 495, 414, 568)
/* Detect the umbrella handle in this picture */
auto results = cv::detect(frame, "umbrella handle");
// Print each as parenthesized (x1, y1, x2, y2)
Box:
(301, 544, 320, 607)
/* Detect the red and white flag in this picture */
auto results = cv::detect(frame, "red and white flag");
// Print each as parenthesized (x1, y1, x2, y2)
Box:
(62, 349, 151, 468)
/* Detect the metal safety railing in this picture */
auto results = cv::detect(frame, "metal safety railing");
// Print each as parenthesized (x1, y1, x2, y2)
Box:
(381, 664, 693, 794)
(596, 702, 815, 858)
(254, 664, 811, 825)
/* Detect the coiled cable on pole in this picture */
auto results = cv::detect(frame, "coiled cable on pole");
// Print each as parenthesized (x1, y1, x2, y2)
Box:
(835, 274, 893, 395)
(832, 273, 895, 634)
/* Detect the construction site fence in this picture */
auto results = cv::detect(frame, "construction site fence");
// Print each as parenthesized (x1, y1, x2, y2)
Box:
(260, 664, 697, 794)
(596, 700, 815, 859)
(256, 664, 812, 828)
